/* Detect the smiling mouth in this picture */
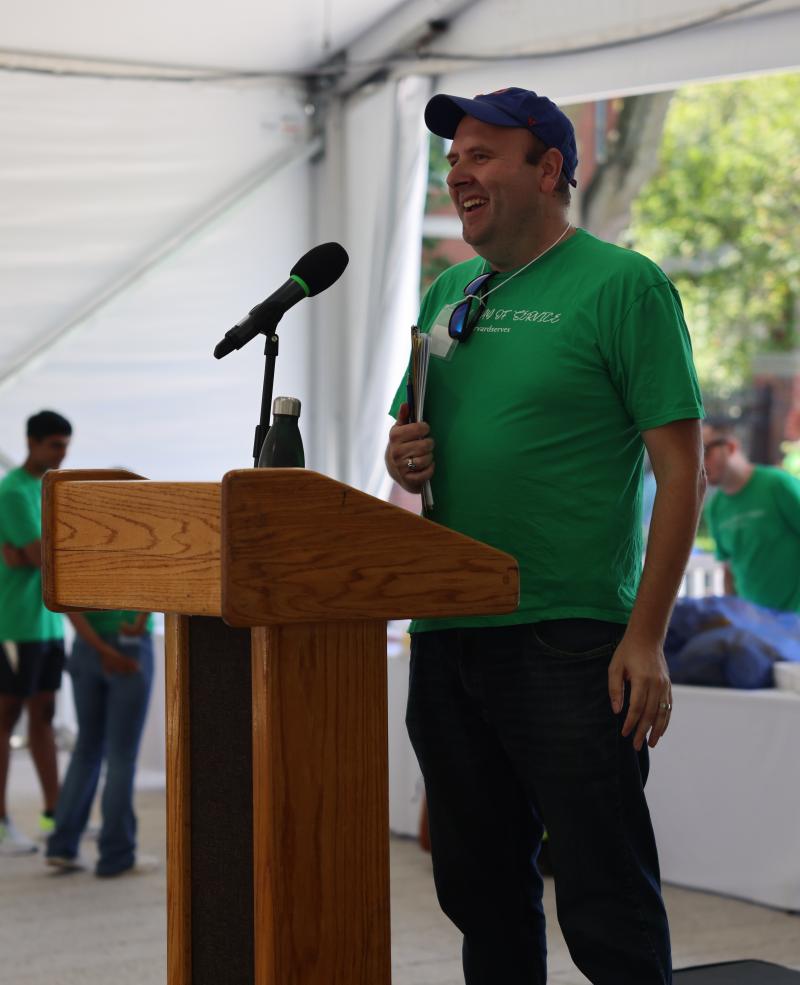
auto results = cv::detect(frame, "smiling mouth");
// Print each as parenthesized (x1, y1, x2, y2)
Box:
(462, 197, 488, 214)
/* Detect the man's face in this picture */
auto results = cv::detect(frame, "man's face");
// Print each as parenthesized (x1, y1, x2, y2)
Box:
(28, 434, 70, 473)
(446, 116, 544, 255)
(702, 426, 733, 486)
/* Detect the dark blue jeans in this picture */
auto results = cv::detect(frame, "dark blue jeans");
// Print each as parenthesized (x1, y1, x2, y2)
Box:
(47, 633, 154, 875)
(406, 622, 671, 985)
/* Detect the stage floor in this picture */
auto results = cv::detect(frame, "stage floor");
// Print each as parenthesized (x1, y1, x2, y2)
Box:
(3, 752, 800, 985)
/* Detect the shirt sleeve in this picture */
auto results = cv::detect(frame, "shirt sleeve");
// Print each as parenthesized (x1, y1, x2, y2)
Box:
(1, 488, 41, 547)
(603, 281, 705, 432)
(771, 470, 800, 537)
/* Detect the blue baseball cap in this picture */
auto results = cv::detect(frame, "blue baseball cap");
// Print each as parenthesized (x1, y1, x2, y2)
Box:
(425, 86, 578, 187)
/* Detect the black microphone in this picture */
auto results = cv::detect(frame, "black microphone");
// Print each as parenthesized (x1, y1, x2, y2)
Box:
(214, 242, 349, 359)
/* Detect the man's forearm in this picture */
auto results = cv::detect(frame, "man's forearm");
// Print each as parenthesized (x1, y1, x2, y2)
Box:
(723, 565, 736, 595)
(627, 472, 706, 644)
(68, 612, 110, 652)
(23, 540, 42, 568)
(133, 612, 150, 633)
(2, 541, 41, 568)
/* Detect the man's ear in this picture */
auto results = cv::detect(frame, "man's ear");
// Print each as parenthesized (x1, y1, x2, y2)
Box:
(538, 147, 564, 194)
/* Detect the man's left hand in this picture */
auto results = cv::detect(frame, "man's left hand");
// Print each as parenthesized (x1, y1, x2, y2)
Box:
(608, 635, 672, 750)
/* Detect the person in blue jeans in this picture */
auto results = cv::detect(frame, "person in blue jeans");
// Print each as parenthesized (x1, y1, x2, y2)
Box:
(46, 609, 154, 877)
(386, 87, 706, 984)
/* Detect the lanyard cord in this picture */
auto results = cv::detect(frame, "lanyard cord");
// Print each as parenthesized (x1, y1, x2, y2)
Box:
(477, 223, 572, 301)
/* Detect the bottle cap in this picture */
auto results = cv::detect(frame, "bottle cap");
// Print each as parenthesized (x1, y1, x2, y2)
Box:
(272, 396, 301, 417)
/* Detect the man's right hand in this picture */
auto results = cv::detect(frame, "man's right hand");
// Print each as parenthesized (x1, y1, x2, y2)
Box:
(99, 644, 140, 676)
(385, 403, 435, 493)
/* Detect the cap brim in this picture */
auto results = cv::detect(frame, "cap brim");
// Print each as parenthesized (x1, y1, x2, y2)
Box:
(424, 94, 524, 138)
(425, 92, 579, 187)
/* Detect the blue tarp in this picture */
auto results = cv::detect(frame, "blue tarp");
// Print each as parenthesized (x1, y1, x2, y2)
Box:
(665, 596, 800, 689)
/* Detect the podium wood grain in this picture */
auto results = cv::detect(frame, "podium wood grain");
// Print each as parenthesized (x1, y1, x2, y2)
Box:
(43, 469, 518, 626)
(42, 473, 221, 615)
(165, 614, 192, 985)
(42, 468, 521, 985)
(251, 621, 390, 985)
(222, 469, 519, 626)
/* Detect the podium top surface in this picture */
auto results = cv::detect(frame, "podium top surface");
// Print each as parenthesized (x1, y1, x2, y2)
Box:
(43, 469, 519, 626)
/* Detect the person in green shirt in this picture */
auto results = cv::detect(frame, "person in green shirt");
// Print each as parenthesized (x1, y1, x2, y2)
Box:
(703, 417, 800, 611)
(0, 410, 71, 855)
(386, 88, 706, 985)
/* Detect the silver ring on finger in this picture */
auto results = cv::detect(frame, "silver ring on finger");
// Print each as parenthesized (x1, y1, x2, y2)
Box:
(658, 700, 671, 713)
(406, 457, 417, 471)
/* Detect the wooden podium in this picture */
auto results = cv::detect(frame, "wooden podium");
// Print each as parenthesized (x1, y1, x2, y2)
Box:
(41, 468, 519, 985)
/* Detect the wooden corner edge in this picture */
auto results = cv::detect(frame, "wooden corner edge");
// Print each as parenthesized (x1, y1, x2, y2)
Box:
(41, 468, 147, 613)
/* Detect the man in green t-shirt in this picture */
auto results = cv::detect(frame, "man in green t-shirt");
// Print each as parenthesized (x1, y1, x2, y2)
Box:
(0, 410, 71, 855)
(386, 88, 705, 984)
(703, 417, 800, 611)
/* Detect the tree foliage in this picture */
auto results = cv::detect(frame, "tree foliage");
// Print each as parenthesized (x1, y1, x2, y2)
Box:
(426, 134, 452, 213)
(420, 136, 456, 293)
(628, 73, 800, 393)
(580, 93, 672, 243)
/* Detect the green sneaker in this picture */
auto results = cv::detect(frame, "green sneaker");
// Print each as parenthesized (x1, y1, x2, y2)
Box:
(38, 813, 56, 840)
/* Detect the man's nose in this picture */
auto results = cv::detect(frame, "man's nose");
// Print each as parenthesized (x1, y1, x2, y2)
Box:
(446, 161, 470, 188)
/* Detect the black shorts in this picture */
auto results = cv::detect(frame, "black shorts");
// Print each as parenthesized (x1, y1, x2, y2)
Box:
(0, 640, 65, 698)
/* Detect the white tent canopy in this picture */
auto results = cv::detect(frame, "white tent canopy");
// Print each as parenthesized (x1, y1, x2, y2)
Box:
(1, 0, 798, 489)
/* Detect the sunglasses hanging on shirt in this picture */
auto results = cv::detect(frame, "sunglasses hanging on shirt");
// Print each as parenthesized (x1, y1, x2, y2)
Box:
(448, 223, 574, 344)
(448, 272, 497, 343)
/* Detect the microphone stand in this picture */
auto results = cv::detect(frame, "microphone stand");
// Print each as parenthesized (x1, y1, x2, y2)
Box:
(252, 327, 280, 467)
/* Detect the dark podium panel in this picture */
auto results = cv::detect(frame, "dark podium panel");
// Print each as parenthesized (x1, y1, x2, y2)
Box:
(675, 961, 800, 983)
(187, 616, 254, 985)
